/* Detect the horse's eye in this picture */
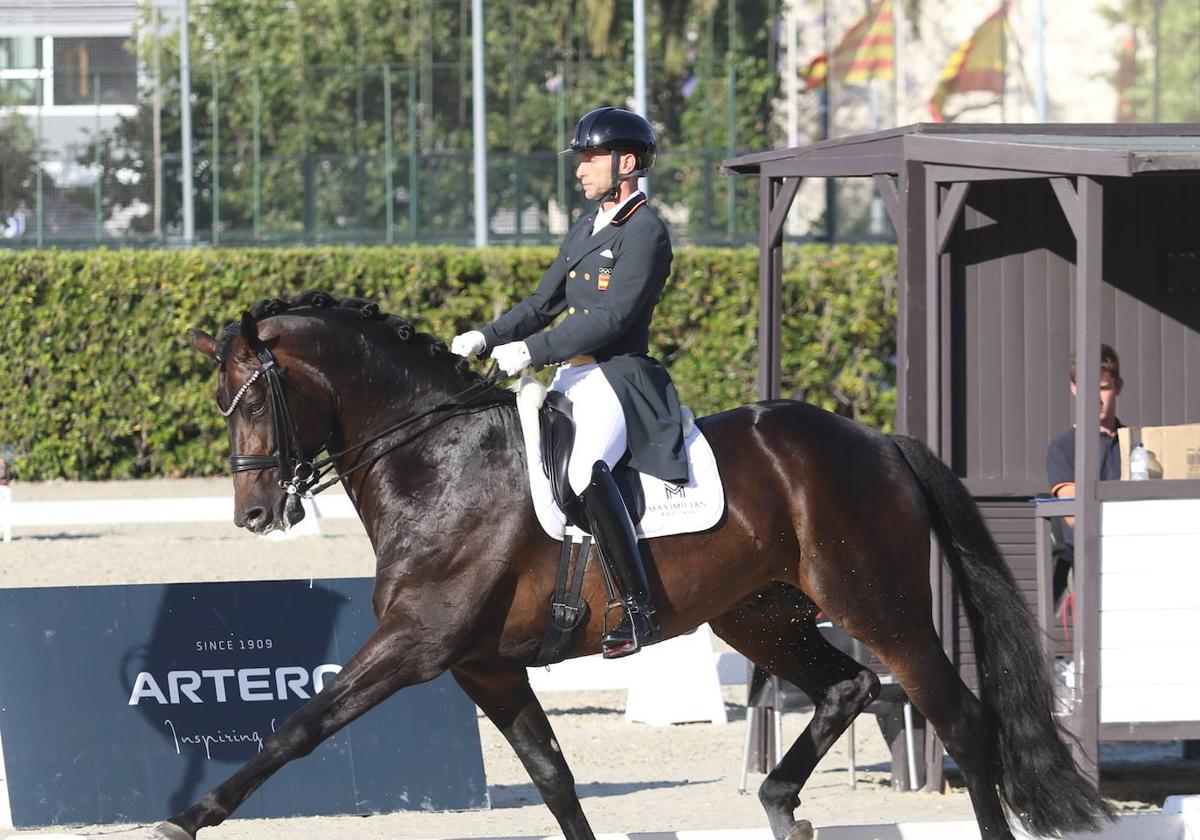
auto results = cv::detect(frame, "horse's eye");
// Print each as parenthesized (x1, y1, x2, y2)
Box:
(247, 401, 266, 416)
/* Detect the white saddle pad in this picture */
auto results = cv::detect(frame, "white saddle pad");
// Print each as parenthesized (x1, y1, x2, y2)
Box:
(515, 377, 725, 542)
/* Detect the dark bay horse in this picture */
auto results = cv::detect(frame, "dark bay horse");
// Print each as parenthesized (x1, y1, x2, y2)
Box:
(164, 291, 1111, 840)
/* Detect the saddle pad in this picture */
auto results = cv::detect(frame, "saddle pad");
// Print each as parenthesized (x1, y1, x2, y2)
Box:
(515, 377, 725, 542)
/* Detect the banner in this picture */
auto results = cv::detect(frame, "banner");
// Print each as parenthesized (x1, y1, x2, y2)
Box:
(928, 4, 1008, 121)
(804, 0, 895, 90)
(0, 579, 487, 827)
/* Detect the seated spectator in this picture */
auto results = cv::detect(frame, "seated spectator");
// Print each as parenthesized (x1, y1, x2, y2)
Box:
(1045, 344, 1124, 604)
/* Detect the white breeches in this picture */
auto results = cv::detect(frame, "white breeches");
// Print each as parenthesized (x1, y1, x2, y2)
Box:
(549, 362, 628, 497)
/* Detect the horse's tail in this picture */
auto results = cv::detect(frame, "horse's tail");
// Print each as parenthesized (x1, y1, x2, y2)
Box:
(890, 433, 1113, 836)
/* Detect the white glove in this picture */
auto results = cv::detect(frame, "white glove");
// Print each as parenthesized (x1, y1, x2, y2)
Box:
(450, 330, 486, 358)
(491, 341, 532, 376)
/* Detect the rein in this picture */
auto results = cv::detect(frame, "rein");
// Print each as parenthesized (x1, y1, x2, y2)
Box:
(220, 330, 503, 498)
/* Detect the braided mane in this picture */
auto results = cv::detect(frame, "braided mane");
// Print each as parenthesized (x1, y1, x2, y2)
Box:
(218, 290, 485, 385)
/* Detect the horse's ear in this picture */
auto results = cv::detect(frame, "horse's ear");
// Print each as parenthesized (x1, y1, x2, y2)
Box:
(188, 328, 217, 359)
(240, 311, 259, 344)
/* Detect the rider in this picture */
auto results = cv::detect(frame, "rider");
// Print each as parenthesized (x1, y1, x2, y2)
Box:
(451, 106, 687, 659)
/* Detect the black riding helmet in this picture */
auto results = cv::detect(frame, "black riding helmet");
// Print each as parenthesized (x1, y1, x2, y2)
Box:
(561, 107, 656, 199)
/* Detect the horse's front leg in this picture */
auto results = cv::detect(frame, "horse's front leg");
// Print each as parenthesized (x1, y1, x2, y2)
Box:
(152, 611, 451, 839)
(452, 663, 596, 840)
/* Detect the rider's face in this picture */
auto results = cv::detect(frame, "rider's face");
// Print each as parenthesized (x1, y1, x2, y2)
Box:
(576, 149, 635, 201)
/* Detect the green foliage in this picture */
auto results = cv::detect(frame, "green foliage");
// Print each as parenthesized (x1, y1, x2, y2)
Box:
(0, 244, 896, 480)
(0, 110, 40, 218)
(1103, 0, 1200, 121)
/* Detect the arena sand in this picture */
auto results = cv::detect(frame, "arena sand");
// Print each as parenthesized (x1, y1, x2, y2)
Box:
(0, 479, 1189, 839)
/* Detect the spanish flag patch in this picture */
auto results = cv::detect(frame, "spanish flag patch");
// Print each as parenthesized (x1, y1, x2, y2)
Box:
(598, 266, 612, 291)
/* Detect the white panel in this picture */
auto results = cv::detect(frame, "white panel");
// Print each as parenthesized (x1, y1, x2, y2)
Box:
(1102, 535, 1200, 574)
(1102, 573, 1200, 610)
(1101, 685, 1200, 723)
(1101, 647, 1200, 687)
(6, 495, 358, 530)
(1103, 609, 1200, 648)
(1102, 499, 1200, 536)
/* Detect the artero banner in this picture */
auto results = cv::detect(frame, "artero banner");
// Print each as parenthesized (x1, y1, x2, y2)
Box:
(0, 578, 488, 827)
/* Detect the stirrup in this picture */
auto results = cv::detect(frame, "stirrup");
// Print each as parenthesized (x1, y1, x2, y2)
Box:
(601, 601, 657, 659)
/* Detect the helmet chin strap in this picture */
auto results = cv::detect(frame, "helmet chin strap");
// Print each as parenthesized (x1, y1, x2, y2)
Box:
(602, 152, 646, 203)
(604, 153, 623, 202)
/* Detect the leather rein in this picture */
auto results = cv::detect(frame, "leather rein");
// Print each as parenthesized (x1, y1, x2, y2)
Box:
(218, 331, 502, 498)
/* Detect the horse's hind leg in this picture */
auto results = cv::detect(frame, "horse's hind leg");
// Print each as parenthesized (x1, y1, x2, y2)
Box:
(452, 664, 595, 840)
(152, 613, 451, 839)
(711, 585, 880, 840)
(868, 626, 1014, 840)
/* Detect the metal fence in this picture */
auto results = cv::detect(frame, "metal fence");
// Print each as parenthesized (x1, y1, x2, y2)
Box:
(4, 0, 1194, 250)
(2, 58, 769, 248)
(0, 53, 895, 249)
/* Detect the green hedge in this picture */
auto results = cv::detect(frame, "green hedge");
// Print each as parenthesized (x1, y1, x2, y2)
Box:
(0, 245, 896, 480)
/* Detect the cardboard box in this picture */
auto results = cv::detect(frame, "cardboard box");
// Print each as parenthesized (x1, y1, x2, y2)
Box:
(1118, 423, 1200, 480)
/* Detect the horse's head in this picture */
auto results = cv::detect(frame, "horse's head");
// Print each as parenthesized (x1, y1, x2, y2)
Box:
(190, 310, 333, 534)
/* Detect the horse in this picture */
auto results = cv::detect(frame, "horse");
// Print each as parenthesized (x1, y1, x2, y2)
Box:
(161, 290, 1112, 840)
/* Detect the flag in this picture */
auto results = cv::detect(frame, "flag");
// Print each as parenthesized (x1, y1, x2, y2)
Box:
(1115, 32, 1139, 122)
(803, 0, 895, 90)
(928, 4, 1008, 122)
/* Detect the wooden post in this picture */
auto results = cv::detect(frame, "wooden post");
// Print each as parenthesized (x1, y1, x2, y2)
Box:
(1071, 175, 1104, 782)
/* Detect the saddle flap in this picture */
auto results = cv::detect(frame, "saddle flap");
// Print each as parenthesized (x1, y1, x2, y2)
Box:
(538, 391, 644, 528)
(538, 391, 586, 527)
(516, 376, 716, 542)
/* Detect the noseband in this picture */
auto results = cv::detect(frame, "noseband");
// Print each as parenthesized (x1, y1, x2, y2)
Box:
(217, 328, 501, 498)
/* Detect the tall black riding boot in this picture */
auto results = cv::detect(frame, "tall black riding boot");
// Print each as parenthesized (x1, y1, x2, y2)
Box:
(578, 460, 660, 659)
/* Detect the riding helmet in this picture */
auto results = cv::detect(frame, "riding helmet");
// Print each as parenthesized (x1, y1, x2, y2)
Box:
(561, 107, 657, 173)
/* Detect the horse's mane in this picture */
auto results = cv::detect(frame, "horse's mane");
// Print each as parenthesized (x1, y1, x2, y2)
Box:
(219, 290, 486, 386)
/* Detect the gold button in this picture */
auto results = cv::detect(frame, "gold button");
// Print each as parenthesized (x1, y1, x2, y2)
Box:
(569, 270, 577, 278)
(583, 308, 590, 315)
(568, 306, 576, 314)
(584, 272, 591, 281)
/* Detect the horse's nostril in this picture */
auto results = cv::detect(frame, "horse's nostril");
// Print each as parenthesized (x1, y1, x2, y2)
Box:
(244, 506, 268, 529)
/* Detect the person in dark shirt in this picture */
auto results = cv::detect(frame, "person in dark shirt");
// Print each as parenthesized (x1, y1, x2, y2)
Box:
(1045, 343, 1123, 602)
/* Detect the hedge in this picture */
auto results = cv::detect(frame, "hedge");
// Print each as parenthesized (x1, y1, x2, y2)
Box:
(0, 245, 896, 480)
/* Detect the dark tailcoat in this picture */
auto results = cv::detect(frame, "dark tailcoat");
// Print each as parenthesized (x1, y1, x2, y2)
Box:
(480, 193, 687, 483)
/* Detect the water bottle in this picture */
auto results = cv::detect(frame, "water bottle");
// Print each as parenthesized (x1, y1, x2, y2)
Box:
(1129, 444, 1150, 481)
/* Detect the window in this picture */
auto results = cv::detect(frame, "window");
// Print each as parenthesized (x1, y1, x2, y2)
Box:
(0, 37, 41, 71)
(53, 37, 137, 106)
(0, 38, 43, 105)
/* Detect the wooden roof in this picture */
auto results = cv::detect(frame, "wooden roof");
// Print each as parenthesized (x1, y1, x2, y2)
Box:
(723, 123, 1200, 179)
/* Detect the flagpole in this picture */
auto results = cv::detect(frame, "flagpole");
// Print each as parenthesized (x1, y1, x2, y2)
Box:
(471, 0, 487, 247)
(999, 2, 1008, 122)
(822, 0, 836, 241)
(1152, 0, 1161, 120)
(1034, 0, 1046, 121)
(894, 0, 905, 125)
(785, 0, 798, 145)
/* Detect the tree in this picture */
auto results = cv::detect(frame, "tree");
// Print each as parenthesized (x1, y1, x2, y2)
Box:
(0, 107, 41, 232)
(79, 0, 777, 243)
(1103, 0, 1200, 122)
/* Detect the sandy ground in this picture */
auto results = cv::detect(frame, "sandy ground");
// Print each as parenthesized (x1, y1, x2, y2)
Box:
(1, 479, 1197, 839)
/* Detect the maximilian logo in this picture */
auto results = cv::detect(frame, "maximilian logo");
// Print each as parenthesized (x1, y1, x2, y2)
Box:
(664, 483, 686, 500)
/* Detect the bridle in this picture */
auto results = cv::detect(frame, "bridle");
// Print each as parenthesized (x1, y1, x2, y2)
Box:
(217, 327, 503, 498)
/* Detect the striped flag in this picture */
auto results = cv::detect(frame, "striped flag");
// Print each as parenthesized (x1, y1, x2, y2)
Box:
(928, 4, 1008, 122)
(804, 0, 895, 90)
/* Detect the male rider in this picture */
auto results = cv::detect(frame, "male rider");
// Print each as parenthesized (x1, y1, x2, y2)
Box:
(451, 107, 686, 658)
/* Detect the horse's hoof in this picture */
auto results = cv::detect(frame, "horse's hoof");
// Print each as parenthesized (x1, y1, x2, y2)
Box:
(785, 820, 815, 840)
(149, 821, 193, 840)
